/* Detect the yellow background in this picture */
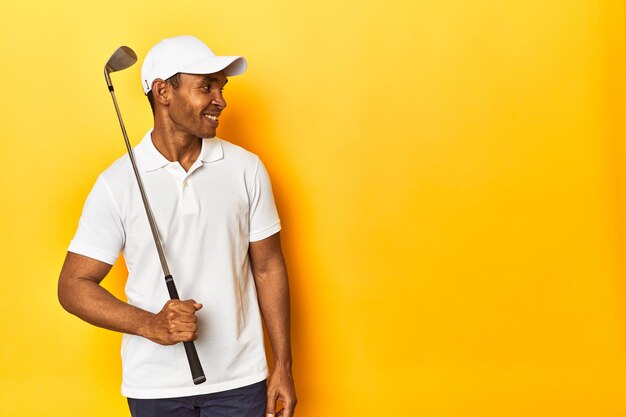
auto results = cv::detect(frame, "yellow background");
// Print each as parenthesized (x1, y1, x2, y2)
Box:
(1, 0, 626, 416)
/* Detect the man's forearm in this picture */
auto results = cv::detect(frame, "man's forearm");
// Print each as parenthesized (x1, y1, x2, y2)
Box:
(254, 263, 293, 368)
(59, 275, 154, 337)
(58, 252, 201, 345)
(249, 234, 294, 369)
(249, 234, 298, 416)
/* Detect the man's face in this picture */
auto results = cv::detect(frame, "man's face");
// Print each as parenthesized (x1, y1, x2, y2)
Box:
(166, 71, 228, 139)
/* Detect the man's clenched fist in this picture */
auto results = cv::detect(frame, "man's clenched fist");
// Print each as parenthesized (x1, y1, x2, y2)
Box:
(139, 299, 203, 345)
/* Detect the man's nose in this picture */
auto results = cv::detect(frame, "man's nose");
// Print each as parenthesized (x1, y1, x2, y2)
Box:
(212, 93, 227, 110)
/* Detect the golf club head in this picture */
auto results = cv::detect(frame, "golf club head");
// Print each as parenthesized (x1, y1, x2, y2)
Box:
(104, 46, 137, 90)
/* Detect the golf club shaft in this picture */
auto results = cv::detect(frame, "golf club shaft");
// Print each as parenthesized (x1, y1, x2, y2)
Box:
(107, 88, 207, 385)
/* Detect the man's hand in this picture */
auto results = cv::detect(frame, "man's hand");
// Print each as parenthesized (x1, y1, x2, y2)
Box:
(266, 366, 297, 417)
(140, 299, 203, 345)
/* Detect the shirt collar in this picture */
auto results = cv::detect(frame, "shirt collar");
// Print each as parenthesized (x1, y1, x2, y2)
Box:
(134, 129, 224, 172)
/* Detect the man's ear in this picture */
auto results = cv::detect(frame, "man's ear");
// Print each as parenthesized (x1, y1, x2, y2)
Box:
(152, 79, 170, 106)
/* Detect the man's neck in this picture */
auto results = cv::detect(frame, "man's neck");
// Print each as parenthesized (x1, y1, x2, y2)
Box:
(150, 126, 202, 172)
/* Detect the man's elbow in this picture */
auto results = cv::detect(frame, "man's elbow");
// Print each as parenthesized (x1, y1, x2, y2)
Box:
(251, 254, 288, 284)
(57, 272, 89, 315)
(57, 252, 111, 315)
(57, 275, 76, 314)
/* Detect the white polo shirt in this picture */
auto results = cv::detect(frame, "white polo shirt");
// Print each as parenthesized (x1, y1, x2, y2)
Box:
(68, 129, 281, 398)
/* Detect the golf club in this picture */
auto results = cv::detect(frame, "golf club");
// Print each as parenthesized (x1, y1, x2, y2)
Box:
(104, 46, 206, 385)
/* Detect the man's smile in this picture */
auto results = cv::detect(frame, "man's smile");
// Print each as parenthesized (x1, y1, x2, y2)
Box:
(203, 113, 220, 128)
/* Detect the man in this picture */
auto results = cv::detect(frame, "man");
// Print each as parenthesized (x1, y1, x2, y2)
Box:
(58, 35, 296, 417)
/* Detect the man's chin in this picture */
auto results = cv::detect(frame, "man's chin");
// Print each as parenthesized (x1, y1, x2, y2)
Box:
(200, 129, 217, 139)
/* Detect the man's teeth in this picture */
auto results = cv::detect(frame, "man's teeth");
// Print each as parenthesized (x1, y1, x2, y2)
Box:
(205, 114, 218, 121)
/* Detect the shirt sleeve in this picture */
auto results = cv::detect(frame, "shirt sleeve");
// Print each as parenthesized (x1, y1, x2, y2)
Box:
(68, 175, 125, 265)
(248, 158, 281, 242)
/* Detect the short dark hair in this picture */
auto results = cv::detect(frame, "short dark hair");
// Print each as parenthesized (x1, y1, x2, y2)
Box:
(147, 73, 182, 114)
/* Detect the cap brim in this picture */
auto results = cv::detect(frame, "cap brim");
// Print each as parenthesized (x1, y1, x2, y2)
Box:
(182, 56, 247, 77)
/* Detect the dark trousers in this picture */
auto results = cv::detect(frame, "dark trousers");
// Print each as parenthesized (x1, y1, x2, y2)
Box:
(127, 380, 267, 417)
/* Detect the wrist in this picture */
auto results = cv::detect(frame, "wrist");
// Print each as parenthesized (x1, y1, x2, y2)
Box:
(136, 311, 156, 339)
(273, 360, 293, 372)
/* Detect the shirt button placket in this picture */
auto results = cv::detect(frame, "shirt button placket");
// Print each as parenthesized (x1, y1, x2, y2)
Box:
(181, 176, 199, 215)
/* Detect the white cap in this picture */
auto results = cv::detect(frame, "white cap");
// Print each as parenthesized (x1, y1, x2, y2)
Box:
(141, 35, 247, 94)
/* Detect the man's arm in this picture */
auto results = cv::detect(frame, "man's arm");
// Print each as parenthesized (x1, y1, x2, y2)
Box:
(58, 252, 202, 345)
(249, 232, 297, 417)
